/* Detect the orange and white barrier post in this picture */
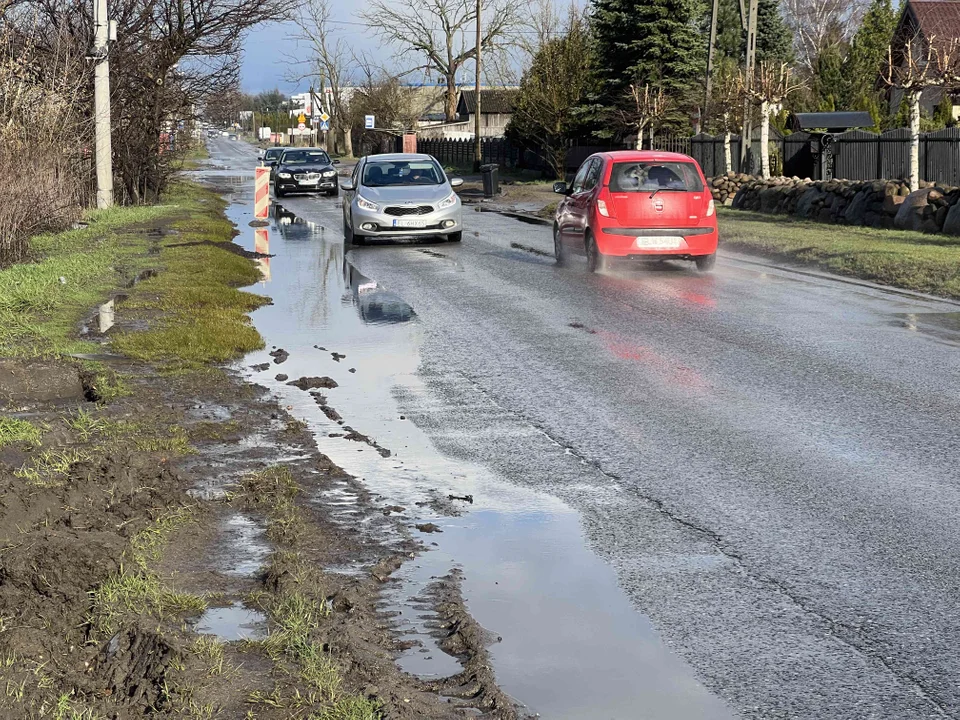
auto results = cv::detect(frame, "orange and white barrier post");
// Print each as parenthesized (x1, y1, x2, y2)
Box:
(254, 166, 270, 220)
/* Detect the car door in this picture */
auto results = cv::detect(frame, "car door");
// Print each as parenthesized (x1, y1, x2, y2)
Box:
(558, 158, 595, 247)
(344, 159, 363, 228)
(564, 157, 602, 251)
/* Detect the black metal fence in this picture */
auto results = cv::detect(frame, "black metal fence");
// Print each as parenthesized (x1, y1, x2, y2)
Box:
(418, 128, 960, 185)
(679, 128, 960, 186)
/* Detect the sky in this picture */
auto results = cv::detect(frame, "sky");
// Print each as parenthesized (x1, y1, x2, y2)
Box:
(241, 22, 318, 94)
(237, 0, 547, 95)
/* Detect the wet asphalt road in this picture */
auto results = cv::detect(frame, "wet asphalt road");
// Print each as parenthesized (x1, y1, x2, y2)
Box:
(211, 139, 960, 719)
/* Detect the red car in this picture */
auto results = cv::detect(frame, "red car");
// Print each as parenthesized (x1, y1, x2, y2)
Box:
(553, 151, 718, 272)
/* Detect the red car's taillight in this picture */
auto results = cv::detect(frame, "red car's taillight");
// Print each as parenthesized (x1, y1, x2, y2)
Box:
(706, 198, 716, 217)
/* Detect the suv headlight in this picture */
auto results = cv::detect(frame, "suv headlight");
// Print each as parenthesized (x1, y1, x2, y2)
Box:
(278, 172, 291, 179)
(356, 195, 379, 212)
(437, 192, 458, 210)
(322, 170, 337, 178)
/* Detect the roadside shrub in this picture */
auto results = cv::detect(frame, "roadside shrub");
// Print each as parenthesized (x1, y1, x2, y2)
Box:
(0, 30, 87, 266)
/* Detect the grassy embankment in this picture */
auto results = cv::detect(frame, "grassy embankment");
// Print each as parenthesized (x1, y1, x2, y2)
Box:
(0, 144, 379, 718)
(718, 207, 960, 299)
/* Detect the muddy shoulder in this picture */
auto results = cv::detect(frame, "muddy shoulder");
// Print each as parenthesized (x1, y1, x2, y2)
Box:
(0, 181, 521, 718)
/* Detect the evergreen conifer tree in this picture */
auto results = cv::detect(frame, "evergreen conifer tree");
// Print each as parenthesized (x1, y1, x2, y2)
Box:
(591, 0, 705, 128)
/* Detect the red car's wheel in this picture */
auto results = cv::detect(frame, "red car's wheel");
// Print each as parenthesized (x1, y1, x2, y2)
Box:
(695, 253, 717, 272)
(586, 232, 607, 273)
(553, 225, 567, 266)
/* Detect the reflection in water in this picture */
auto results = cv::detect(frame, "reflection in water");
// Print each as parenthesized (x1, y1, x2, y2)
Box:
(273, 203, 324, 242)
(254, 228, 270, 283)
(342, 259, 417, 325)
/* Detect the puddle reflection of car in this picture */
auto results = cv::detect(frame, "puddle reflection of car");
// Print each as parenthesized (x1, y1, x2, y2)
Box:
(274, 148, 340, 198)
(340, 153, 463, 244)
(343, 261, 416, 324)
(553, 150, 718, 272)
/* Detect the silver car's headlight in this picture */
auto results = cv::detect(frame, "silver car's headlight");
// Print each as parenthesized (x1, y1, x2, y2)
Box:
(278, 172, 291, 179)
(322, 170, 337, 178)
(437, 192, 458, 210)
(356, 195, 379, 211)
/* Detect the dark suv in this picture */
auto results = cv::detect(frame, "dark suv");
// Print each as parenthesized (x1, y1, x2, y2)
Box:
(274, 148, 340, 198)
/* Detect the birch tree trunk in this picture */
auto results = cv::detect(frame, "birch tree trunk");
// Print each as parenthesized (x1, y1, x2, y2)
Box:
(760, 100, 771, 179)
(723, 130, 732, 173)
(908, 89, 921, 192)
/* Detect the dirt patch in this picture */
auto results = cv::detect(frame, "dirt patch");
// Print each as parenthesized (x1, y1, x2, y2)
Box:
(0, 358, 85, 405)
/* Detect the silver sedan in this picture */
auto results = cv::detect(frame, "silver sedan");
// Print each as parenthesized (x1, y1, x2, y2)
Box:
(340, 153, 464, 244)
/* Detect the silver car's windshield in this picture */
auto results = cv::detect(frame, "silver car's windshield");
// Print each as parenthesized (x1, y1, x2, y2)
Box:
(362, 160, 443, 187)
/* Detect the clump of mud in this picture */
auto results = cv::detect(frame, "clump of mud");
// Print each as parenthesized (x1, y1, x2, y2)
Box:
(288, 376, 337, 390)
(422, 571, 525, 719)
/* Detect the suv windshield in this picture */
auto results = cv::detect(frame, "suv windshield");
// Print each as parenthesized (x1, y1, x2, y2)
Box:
(362, 160, 443, 187)
(610, 162, 704, 193)
(264, 148, 283, 160)
(281, 150, 330, 165)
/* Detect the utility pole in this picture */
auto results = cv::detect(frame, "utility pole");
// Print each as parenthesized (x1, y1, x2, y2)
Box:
(740, 0, 758, 170)
(92, 0, 114, 208)
(704, 0, 719, 129)
(473, 0, 482, 171)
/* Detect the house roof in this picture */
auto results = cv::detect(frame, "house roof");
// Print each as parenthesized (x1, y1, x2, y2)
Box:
(457, 89, 519, 115)
(789, 112, 876, 132)
(907, 0, 960, 45)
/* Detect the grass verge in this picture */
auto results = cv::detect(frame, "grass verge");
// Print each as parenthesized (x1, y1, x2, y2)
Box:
(0, 178, 267, 370)
(0, 417, 43, 448)
(718, 207, 960, 299)
(236, 466, 381, 719)
(89, 506, 206, 636)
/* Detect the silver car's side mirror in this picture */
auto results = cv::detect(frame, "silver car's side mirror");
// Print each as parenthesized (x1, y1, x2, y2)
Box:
(449, 177, 464, 188)
(340, 179, 355, 191)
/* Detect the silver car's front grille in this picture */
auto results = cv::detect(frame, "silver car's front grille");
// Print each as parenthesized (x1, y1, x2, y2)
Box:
(384, 205, 433, 216)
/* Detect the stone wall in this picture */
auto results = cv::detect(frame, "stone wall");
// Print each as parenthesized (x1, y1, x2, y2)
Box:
(707, 173, 752, 205)
(715, 175, 960, 235)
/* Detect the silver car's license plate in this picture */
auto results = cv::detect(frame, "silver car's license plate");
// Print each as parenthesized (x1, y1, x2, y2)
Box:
(392, 219, 428, 228)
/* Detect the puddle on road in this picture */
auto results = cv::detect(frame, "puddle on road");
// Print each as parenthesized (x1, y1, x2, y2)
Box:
(891, 312, 960, 346)
(214, 177, 733, 719)
(195, 601, 267, 642)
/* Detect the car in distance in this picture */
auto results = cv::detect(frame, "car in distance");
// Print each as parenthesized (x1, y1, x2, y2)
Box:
(274, 148, 340, 198)
(340, 154, 463, 244)
(260, 147, 285, 181)
(553, 151, 718, 272)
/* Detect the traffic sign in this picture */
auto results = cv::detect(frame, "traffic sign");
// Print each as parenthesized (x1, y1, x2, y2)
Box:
(319, 111, 330, 123)
(298, 122, 306, 130)
(364, 115, 375, 129)
(320, 120, 330, 131)
(297, 113, 306, 124)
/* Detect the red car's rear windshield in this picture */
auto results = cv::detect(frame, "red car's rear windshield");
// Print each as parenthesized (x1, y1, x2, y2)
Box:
(610, 162, 704, 193)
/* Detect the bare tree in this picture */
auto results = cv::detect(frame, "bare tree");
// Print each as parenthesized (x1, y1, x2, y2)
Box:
(781, 0, 869, 74)
(740, 62, 801, 179)
(292, 0, 352, 156)
(508, 10, 590, 177)
(709, 62, 744, 173)
(360, 0, 523, 121)
(883, 36, 960, 191)
(614, 84, 668, 151)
